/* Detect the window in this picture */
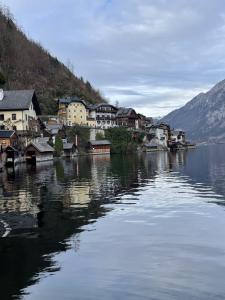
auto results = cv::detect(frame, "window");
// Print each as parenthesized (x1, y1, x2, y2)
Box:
(0, 114, 4, 121)
(12, 113, 16, 120)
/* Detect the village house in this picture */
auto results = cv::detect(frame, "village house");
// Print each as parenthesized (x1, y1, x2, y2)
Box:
(148, 124, 170, 149)
(25, 142, 54, 164)
(116, 108, 139, 129)
(0, 89, 41, 132)
(170, 130, 186, 143)
(94, 103, 118, 129)
(89, 140, 111, 155)
(136, 114, 153, 130)
(86, 104, 96, 127)
(58, 97, 96, 127)
(0, 130, 18, 149)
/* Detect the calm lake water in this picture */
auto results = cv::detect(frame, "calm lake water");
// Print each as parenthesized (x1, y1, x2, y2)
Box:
(1, 144, 225, 299)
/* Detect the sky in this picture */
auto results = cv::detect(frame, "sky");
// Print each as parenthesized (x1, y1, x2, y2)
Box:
(1, 0, 225, 117)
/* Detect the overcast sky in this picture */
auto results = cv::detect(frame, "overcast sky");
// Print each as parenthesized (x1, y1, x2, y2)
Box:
(1, 0, 225, 117)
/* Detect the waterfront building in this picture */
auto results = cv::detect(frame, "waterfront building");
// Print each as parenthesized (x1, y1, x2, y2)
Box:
(89, 140, 111, 155)
(170, 130, 186, 143)
(58, 97, 96, 127)
(136, 114, 153, 130)
(62, 143, 77, 157)
(148, 124, 170, 148)
(25, 142, 54, 163)
(116, 108, 139, 129)
(0, 130, 18, 149)
(0, 89, 41, 132)
(94, 103, 118, 129)
(4, 145, 25, 166)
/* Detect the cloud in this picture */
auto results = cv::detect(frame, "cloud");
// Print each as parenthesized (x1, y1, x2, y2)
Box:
(2, 0, 225, 116)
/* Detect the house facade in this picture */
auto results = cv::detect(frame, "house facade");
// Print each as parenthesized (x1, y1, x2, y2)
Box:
(58, 97, 96, 127)
(0, 89, 41, 132)
(116, 108, 139, 129)
(149, 124, 170, 148)
(170, 130, 185, 143)
(94, 103, 118, 129)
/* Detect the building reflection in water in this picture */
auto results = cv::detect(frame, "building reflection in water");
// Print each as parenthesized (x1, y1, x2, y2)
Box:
(1, 146, 225, 299)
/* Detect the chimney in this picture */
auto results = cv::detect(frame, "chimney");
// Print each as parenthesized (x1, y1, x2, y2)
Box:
(0, 89, 4, 101)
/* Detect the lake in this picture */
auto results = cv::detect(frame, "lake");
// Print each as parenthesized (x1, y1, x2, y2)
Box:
(1, 144, 225, 299)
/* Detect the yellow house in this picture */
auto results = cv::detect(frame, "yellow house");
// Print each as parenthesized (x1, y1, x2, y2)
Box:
(0, 89, 41, 131)
(58, 97, 96, 127)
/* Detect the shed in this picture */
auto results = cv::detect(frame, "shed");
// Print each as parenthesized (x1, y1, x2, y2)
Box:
(89, 140, 111, 155)
(63, 143, 77, 157)
(0, 130, 18, 149)
(4, 146, 24, 166)
(25, 142, 54, 164)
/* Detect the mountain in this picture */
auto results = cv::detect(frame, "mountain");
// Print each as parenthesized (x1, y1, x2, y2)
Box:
(161, 79, 225, 142)
(0, 8, 106, 114)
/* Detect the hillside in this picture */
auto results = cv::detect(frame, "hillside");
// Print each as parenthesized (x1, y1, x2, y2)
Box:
(0, 8, 106, 114)
(162, 79, 225, 142)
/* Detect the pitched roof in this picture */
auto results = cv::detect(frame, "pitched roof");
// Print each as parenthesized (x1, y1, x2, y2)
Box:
(36, 137, 50, 143)
(5, 145, 19, 152)
(59, 97, 90, 107)
(0, 90, 36, 111)
(63, 143, 75, 150)
(0, 130, 16, 138)
(90, 140, 111, 146)
(27, 142, 54, 153)
(92, 103, 118, 110)
(116, 107, 136, 118)
(46, 124, 63, 130)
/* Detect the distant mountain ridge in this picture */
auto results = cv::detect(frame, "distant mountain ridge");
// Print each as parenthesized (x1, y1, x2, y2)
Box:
(0, 8, 106, 114)
(161, 79, 225, 142)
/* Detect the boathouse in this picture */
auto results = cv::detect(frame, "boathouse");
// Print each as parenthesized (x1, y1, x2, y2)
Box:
(25, 142, 54, 164)
(0, 130, 18, 149)
(63, 143, 77, 157)
(4, 146, 25, 166)
(89, 140, 111, 155)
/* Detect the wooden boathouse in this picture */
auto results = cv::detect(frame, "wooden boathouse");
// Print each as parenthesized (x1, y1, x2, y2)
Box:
(25, 142, 54, 164)
(89, 140, 111, 155)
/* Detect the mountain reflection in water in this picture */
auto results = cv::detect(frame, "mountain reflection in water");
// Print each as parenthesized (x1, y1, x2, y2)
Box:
(0, 145, 225, 299)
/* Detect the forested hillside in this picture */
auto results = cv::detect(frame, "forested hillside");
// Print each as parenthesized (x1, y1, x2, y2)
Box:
(0, 7, 105, 114)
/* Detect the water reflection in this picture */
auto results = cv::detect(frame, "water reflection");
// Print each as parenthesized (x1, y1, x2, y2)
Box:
(0, 145, 225, 299)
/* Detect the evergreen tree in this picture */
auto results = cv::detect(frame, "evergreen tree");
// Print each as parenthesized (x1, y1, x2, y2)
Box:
(54, 135, 63, 156)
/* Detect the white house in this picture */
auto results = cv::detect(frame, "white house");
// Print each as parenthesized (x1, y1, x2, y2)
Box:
(0, 89, 41, 131)
(171, 130, 186, 143)
(149, 125, 168, 148)
(94, 103, 118, 129)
